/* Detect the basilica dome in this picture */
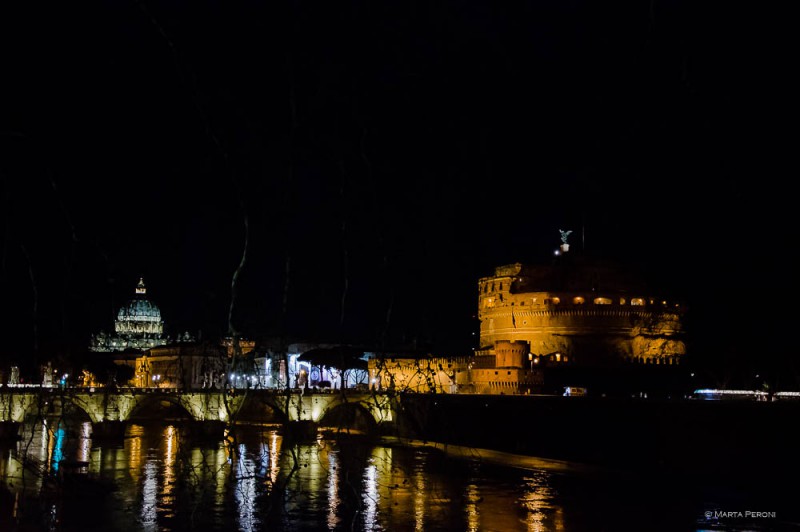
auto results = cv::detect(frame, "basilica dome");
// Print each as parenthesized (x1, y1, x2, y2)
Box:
(90, 277, 195, 352)
(114, 278, 164, 336)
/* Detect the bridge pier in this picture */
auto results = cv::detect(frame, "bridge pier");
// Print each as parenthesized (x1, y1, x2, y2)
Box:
(0, 421, 21, 442)
(91, 421, 127, 440)
(375, 420, 397, 436)
(285, 420, 318, 442)
(186, 420, 227, 442)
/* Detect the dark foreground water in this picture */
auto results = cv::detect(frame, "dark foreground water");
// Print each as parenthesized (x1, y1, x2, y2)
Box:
(1, 420, 798, 531)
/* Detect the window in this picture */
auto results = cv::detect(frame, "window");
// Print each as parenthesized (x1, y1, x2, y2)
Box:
(593, 297, 612, 305)
(552, 297, 560, 305)
(573, 296, 585, 305)
(631, 298, 645, 306)
(619, 297, 626, 305)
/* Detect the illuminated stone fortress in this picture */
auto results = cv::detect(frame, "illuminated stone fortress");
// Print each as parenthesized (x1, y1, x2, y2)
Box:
(477, 235, 686, 368)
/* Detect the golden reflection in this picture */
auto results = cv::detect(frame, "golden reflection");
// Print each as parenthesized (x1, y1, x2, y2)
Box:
(307, 440, 323, 499)
(364, 447, 393, 529)
(215, 446, 228, 508)
(465, 483, 480, 532)
(376, 447, 411, 522)
(370, 447, 393, 500)
(2, 450, 21, 485)
(162, 425, 178, 512)
(269, 431, 281, 486)
(89, 446, 101, 475)
(521, 472, 565, 532)
(187, 444, 229, 521)
(44, 420, 54, 472)
(128, 424, 143, 484)
(327, 449, 340, 530)
(0, 448, 9, 479)
(414, 465, 426, 532)
(223, 428, 233, 461)
(0, 422, 583, 530)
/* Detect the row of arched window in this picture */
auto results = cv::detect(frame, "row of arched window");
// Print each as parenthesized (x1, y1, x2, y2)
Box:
(631, 356, 681, 365)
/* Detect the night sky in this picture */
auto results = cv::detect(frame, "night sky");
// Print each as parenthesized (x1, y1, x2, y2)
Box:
(0, 1, 790, 379)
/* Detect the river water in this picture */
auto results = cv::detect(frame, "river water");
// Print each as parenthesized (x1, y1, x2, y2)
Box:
(0, 419, 796, 531)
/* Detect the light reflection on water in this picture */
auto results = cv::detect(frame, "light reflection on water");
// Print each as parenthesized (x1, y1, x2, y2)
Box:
(0, 419, 788, 531)
(235, 442, 258, 531)
(326, 446, 339, 530)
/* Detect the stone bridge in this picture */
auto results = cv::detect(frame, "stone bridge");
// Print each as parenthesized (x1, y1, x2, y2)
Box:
(0, 387, 396, 439)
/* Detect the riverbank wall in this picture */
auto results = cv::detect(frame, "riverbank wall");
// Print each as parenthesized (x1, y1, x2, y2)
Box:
(392, 394, 800, 483)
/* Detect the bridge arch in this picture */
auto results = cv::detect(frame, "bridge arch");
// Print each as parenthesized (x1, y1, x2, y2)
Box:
(234, 394, 291, 425)
(17, 392, 94, 424)
(310, 393, 395, 428)
(127, 394, 196, 422)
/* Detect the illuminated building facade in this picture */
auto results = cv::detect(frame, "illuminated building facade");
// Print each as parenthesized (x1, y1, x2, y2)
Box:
(367, 355, 470, 394)
(366, 343, 543, 395)
(127, 343, 227, 389)
(221, 337, 257, 358)
(468, 340, 543, 394)
(90, 278, 194, 352)
(477, 246, 686, 368)
(255, 343, 370, 390)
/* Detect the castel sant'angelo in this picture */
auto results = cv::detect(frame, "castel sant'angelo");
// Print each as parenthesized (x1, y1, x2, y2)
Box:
(370, 231, 688, 395)
(477, 231, 687, 368)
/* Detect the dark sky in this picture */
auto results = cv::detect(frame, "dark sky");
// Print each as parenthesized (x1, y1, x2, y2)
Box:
(0, 1, 790, 374)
